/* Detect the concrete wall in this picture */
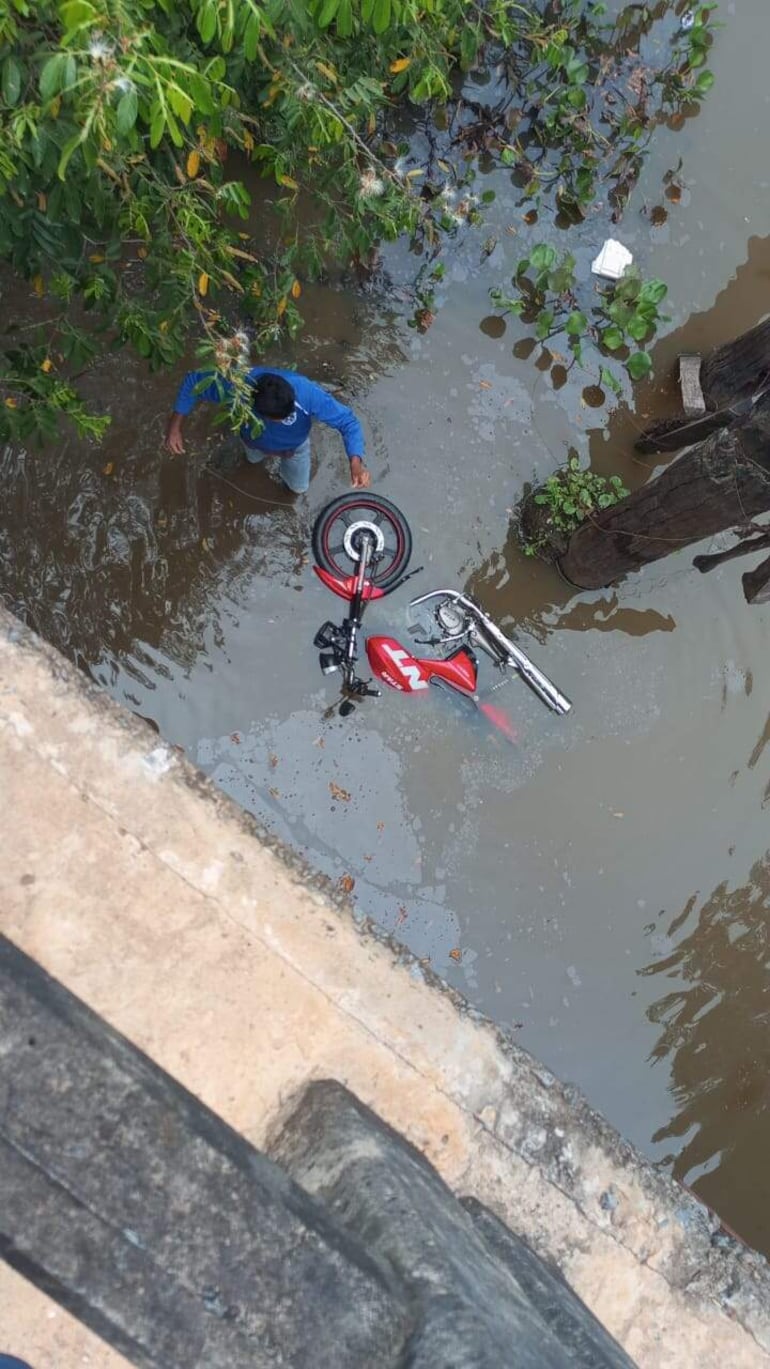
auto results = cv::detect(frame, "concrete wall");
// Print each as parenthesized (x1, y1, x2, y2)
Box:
(1, 607, 769, 1368)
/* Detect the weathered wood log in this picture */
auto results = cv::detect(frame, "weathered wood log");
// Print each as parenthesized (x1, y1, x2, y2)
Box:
(701, 316, 770, 409)
(635, 404, 738, 455)
(692, 531, 770, 575)
(742, 553, 770, 604)
(636, 318, 770, 454)
(558, 394, 770, 589)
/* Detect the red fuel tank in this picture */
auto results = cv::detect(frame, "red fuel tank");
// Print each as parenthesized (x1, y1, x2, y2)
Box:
(366, 637, 478, 695)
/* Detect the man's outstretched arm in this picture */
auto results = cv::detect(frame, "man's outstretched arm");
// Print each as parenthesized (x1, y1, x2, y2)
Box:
(307, 384, 371, 487)
(164, 370, 232, 454)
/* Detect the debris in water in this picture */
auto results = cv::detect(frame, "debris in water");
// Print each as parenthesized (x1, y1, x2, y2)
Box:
(591, 239, 633, 281)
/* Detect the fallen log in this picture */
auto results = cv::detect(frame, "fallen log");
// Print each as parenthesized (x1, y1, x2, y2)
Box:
(558, 393, 770, 589)
(742, 553, 770, 604)
(692, 531, 770, 574)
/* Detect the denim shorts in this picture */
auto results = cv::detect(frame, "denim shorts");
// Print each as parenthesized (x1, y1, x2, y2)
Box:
(242, 437, 311, 493)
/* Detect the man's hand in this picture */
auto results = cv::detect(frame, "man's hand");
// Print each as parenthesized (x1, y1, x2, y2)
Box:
(349, 456, 371, 488)
(164, 413, 185, 455)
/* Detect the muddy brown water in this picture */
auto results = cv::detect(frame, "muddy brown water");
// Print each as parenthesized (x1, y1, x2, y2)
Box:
(2, 0, 769, 1255)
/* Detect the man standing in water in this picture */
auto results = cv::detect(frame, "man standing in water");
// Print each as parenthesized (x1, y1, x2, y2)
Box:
(164, 366, 371, 493)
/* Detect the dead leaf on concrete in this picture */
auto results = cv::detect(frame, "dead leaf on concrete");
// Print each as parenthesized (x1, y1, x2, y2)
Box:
(329, 781, 351, 802)
(338, 873, 356, 894)
(449, 947, 462, 962)
(268, 753, 278, 769)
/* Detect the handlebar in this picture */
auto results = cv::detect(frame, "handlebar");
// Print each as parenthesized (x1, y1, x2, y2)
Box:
(408, 589, 572, 717)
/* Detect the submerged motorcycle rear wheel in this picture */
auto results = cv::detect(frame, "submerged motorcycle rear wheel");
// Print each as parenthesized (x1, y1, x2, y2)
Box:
(312, 492, 413, 592)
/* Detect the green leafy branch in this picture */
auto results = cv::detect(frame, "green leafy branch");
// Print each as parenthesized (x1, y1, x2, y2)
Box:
(522, 453, 628, 557)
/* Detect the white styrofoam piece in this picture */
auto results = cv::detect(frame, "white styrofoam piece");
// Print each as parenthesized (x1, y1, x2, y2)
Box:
(591, 239, 633, 281)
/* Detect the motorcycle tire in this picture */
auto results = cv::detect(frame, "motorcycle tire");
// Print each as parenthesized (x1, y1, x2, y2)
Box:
(311, 492, 413, 593)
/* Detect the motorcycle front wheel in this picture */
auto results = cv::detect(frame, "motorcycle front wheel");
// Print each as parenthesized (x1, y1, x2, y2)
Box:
(311, 492, 413, 593)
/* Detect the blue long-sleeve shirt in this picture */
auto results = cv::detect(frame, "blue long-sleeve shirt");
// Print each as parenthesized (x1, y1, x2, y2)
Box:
(173, 366, 365, 460)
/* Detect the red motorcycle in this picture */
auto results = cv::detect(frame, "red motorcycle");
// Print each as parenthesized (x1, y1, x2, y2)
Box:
(311, 493, 571, 731)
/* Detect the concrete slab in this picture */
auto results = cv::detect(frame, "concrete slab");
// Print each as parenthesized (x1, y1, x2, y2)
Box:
(0, 1262, 131, 1369)
(1, 609, 769, 1369)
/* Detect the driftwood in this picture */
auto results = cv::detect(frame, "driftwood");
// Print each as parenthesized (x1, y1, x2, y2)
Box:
(635, 403, 743, 456)
(555, 320, 770, 597)
(742, 554, 770, 604)
(693, 532, 770, 575)
(636, 316, 770, 456)
(701, 316, 770, 409)
(559, 425, 770, 589)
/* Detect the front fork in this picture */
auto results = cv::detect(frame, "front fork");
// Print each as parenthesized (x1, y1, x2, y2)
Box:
(315, 533, 382, 707)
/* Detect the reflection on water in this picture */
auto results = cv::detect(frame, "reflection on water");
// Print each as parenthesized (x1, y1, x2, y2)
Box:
(640, 855, 770, 1253)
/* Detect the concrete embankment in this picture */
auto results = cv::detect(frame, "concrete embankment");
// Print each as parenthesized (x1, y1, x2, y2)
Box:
(1, 607, 769, 1367)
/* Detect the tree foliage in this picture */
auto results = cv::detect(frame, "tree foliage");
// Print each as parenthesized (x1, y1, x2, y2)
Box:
(0, 0, 717, 444)
(0, 0, 533, 442)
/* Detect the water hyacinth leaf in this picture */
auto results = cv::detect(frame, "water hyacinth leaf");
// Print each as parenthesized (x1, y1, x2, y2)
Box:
(600, 365, 623, 396)
(694, 70, 715, 94)
(602, 326, 624, 352)
(627, 350, 652, 380)
(565, 310, 587, 337)
(638, 278, 668, 306)
(607, 301, 632, 328)
(530, 243, 557, 273)
(627, 313, 649, 342)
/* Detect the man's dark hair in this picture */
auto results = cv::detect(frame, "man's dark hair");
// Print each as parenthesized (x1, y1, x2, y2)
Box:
(252, 373, 295, 420)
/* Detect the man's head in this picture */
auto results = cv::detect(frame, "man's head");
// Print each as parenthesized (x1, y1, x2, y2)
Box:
(252, 373, 295, 420)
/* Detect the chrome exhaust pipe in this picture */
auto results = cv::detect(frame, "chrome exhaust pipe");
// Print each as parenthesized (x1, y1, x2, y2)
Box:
(408, 589, 572, 716)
